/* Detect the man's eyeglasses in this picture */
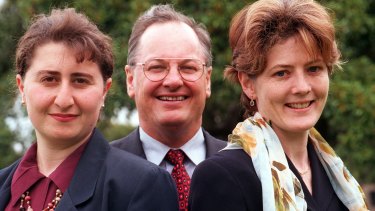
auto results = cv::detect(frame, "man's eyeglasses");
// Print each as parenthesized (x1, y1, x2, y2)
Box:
(133, 58, 207, 82)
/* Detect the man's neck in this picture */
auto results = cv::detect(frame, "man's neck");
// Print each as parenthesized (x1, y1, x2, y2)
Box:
(140, 124, 201, 148)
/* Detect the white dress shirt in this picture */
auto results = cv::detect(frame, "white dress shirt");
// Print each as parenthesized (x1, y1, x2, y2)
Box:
(139, 127, 206, 177)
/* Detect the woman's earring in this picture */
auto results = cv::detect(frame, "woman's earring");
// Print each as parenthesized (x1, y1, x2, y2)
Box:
(21, 94, 25, 105)
(250, 99, 255, 107)
(102, 104, 105, 108)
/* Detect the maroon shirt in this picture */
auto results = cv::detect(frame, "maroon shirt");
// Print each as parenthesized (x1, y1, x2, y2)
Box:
(5, 141, 87, 211)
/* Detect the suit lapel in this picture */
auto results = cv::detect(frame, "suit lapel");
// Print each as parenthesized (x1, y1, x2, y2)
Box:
(203, 129, 227, 158)
(0, 185, 11, 210)
(57, 129, 110, 210)
(112, 128, 224, 159)
(0, 161, 19, 210)
(112, 128, 147, 159)
(125, 128, 147, 158)
(55, 192, 78, 211)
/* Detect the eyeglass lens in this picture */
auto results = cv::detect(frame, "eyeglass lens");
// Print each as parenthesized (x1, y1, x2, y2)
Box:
(143, 59, 204, 82)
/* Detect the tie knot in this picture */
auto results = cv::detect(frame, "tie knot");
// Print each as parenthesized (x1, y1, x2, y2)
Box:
(166, 149, 185, 165)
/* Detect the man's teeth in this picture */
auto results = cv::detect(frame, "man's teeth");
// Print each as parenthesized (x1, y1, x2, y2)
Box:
(288, 102, 310, 109)
(159, 96, 185, 101)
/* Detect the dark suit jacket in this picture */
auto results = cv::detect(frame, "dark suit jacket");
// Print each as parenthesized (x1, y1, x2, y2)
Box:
(0, 129, 178, 211)
(189, 142, 348, 211)
(110, 127, 227, 159)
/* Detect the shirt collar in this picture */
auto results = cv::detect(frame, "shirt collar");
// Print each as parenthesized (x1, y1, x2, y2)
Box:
(49, 140, 88, 192)
(139, 127, 206, 166)
(10, 143, 43, 205)
(8, 140, 88, 207)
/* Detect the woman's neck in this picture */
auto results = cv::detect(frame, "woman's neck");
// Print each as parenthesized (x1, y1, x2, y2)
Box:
(36, 137, 88, 176)
(274, 127, 309, 167)
(274, 127, 313, 193)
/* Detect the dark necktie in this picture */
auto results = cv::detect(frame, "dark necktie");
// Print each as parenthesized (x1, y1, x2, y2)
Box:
(166, 149, 191, 211)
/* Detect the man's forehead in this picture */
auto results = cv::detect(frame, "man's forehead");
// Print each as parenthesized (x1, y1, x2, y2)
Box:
(137, 22, 205, 61)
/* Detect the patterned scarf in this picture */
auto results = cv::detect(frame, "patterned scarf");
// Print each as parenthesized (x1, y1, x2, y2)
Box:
(224, 112, 368, 211)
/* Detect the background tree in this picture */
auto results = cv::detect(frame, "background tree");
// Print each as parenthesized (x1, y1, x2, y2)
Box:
(0, 1, 25, 166)
(0, 0, 374, 183)
(323, 0, 375, 182)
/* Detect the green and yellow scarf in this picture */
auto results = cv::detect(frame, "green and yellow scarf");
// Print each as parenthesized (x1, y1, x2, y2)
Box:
(224, 112, 368, 211)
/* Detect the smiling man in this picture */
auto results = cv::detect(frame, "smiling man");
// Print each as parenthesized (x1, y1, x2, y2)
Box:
(110, 4, 226, 210)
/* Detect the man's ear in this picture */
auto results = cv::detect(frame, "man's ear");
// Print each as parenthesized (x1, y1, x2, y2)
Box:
(238, 71, 256, 99)
(125, 65, 135, 99)
(205, 66, 212, 98)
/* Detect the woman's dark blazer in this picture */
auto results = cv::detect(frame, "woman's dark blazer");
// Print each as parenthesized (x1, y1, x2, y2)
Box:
(189, 145, 348, 211)
(0, 128, 179, 211)
(189, 149, 262, 211)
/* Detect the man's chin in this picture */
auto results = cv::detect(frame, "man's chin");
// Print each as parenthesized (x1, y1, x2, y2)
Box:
(159, 119, 186, 128)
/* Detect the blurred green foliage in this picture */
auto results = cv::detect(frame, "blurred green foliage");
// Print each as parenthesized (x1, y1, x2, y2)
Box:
(0, 0, 374, 183)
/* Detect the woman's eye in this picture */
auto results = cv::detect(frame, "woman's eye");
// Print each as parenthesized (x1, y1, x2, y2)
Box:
(274, 71, 286, 77)
(41, 76, 57, 83)
(308, 66, 320, 72)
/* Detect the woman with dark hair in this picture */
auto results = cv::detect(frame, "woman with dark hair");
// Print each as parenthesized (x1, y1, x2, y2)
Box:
(189, 0, 368, 210)
(0, 8, 178, 211)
